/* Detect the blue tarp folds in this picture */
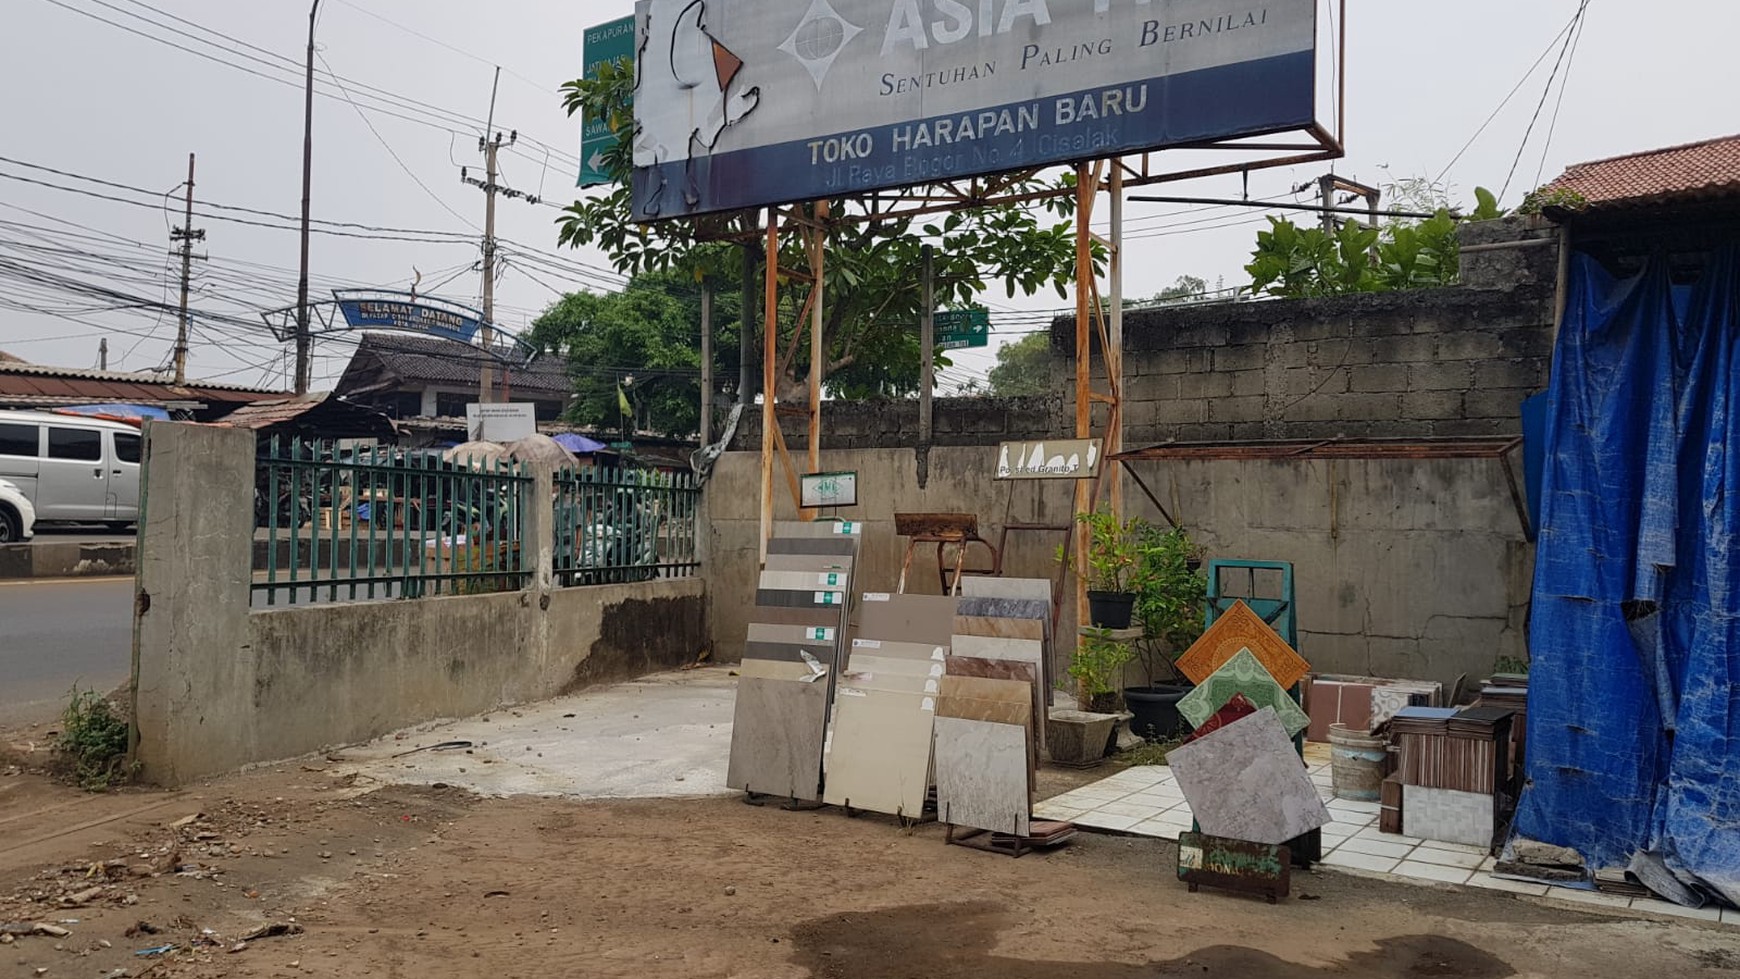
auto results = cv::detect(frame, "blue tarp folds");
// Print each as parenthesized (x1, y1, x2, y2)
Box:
(1518, 245, 1740, 905)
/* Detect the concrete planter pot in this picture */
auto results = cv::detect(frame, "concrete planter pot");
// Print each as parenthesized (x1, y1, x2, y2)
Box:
(1047, 709, 1120, 769)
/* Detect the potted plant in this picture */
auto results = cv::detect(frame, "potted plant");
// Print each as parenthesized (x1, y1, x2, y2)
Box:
(1060, 508, 1144, 628)
(1069, 626, 1135, 713)
(1123, 525, 1208, 741)
(1050, 626, 1132, 768)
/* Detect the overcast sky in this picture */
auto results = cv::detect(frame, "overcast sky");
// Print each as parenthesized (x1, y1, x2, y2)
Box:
(1, 0, 1735, 392)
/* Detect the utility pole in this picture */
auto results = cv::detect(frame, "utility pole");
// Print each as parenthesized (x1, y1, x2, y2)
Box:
(98, 338, 108, 371)
(700, 285, 713, 445)
(294, 0, 320, 396)
(171, 153, 205, 386)
(461, 68, 540, 404)
(919, 245, 934, 444)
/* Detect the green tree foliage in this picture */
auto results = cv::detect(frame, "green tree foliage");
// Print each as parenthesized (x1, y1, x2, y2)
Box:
(1245, 185, 1506, 299)
(528, 271, 741, 438)
(557, 61, 1092, 400)
(1155, 275, 1207, 301)
(985, 333, 1054, 396)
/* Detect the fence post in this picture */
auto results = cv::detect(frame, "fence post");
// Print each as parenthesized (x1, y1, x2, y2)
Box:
(522, 460, 555, 602)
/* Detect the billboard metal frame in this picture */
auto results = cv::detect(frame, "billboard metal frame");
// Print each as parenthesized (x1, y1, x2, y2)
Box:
(683, 0, 1349, 626)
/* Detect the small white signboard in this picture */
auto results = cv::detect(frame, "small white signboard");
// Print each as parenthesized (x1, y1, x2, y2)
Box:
(801, 471, 858, 508)
(466, 403, 537, 442)
(995, 439, 1103, 480)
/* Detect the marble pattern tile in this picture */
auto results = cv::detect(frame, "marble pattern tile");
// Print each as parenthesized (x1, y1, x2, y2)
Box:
(933, 716, 1030, 836)
(955, 596, 1050, 620)
(935, 675, 1032, 727)
(959, 577, 1051, 602)
(848, 638, 947, 661)
(725, 676, 826, 801)
(953, 615, 1045, 641)
(950, 635, 1043, 664)
(1165, 708, 1331, 845)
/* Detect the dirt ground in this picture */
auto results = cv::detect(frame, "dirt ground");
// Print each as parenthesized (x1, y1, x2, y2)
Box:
(4, 743, 1740, 979)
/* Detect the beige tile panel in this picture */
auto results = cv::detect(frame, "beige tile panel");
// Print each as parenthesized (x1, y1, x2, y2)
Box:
(822, 687, 934, 817)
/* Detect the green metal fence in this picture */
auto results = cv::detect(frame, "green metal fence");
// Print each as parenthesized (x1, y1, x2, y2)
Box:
(554, 466, 700, 586)
(253, 437, 531, 605)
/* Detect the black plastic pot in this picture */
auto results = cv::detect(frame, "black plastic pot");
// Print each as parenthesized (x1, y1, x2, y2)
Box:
(1086, 590, 1136, 629)
(1124, 683, 1192, 741)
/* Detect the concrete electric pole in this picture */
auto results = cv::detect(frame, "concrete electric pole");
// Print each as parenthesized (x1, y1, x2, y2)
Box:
(170, 153, 205, 386)
(293, 0, 321, 396)
(461, 68, 539, 404)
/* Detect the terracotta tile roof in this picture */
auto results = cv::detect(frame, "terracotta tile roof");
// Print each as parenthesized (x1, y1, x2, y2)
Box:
(1543, 134, 1740, 211)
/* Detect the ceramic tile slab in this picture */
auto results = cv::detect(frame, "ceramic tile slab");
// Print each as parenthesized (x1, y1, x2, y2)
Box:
(726, 676, 827, 801)
(774, 519, 864, 539)
(953, 615, 1046, 641)
(749, 604, 847, 629)
(762, 553, 854, 573)
(1178, 648, 1311, 738)
(822, 687, 934, 817)
(950, 635, 1043, 664)
(936, 675, 1032, 726)
(955, 596, 1049, 620)
(743, 640, 835, 664)
(1179, 693, 1258, 745)
(944, 658, 1041, 747)
(759, 569, 853, 592)
(959, 577, 1051, 602)
(1402, 785, 1492, 848)
(845, 653, 947, 677)
(848, 638, 948, 661)
(767, 537, 859, 557)
(934, 716, 1030, 836)
(839, 671, 942, 696)
(1165, 707, 1331, 845)
(856, 593, 959, 645)
(747, 622, 840, 646)
(736, 658, 826, 682)
(755, 587, 850, 610)
(1176, 600, 1310, 689)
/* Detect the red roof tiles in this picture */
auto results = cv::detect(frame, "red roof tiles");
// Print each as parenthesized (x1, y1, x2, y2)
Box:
(1543, 133, 1740, 211)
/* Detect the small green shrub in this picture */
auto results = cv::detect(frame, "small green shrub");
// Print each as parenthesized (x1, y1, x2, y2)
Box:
(58, 687, 131, 791)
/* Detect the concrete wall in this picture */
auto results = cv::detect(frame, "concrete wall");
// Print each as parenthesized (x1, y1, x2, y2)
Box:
(0, 540, 134, 579)
(132, 422, 706, 785)
(702, 445, 1528, 692)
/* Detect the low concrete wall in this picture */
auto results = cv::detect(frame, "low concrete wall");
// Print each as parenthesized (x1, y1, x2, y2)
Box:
(703, 446, 1529, 692)
(0, 541, 135, 579)
(133, 422, 707, 785)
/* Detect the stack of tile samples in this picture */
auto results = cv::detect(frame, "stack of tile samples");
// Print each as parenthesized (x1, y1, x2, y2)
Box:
(950, 577, 1054, 759)
(1394, 705, 1516, 850)
(725, 521, 862, 802)
(934, 673, 1035, 840)
(821, 592, 960, 818)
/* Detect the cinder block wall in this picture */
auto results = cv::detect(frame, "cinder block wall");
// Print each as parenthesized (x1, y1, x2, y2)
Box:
(132, 422, 705, 785)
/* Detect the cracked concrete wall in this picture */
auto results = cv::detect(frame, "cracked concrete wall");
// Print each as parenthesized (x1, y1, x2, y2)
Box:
(132, 422, 705, 785)
(704, 449, 1529, 691)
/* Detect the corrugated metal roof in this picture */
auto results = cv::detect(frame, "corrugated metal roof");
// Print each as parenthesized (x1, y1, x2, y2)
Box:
(0, 362, 285, 403)
(1543, 133, 1740, 212)
(336, 332, 571, 397)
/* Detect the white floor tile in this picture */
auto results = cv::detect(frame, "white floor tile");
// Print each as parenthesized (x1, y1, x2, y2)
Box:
(1032, 805, 1086, 820)
(1075, 810, 1146, 832)
(1322, 850, 1401, 874)
(1054, 787, 1133, 805)
(1326, 798, 1382, 815)
(1333, 836, 1417, 860)
(1415, 838, 1489, 855)
(1466, 875, 1549, 897)
(1406, 847, 1487, 870)
(1543, 887, 1635, 910)
(1478, 856, 1498, 872)
(1132, 816, 1191, 839)
(1355, 826, 1422, 845)
(1319, 824, 1359, 841)
(1095, 800, 1171, 819)
(1631, 897, 1723, 922)
(1395, 860, 1474, 885)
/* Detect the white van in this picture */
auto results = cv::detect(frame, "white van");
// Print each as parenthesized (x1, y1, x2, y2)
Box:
(0, 411, 143, 529)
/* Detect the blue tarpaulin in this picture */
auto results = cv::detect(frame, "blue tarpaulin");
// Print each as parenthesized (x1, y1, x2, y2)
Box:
(1518, 244, 1740, 905)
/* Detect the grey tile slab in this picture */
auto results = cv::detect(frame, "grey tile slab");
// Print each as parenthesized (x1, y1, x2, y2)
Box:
(751, 605, 847, 629)
(774, 520, 865, 539)
(951, 635, 1043, 664)
(856, 594, 959, 645)
(759, 569, 853, 592)
(956, 596, 1049, 620)
(934, 716, 1030, 836)
(736, 658, 825, 682)
(763, 553, 854, 573)
(845, 653, 947, 678)
(747, 622, 840, 646)
(959, 577, 1051, 602)
(726, 676, 827, 801)
(1402, 785, 1493, 848)
(1165, 707, 1331, 845)
(768, 537, 859, 557)
(743, 640, 836, 665)
(848, 638, 948, 661)
(755, 587, 849, 610)
(822, 687, 934, 818)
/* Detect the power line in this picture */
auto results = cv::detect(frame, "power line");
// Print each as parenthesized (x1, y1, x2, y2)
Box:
(1533, 6, 1591, 190)
(1499, 0, 1592, 202)
(1434, 9, 1585, 186)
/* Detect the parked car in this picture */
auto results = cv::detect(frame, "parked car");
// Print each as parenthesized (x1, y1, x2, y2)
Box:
(0, 477, 36, 543)
(0, 411, 141, 529)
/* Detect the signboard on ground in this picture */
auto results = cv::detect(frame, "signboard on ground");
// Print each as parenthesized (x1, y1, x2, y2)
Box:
(1176, 831, 1291, 903)
(579, 15, 637, 187)
(996, 439, 1101, 480)
(629, 0, 1318, 220)
(801, 470, 859, 508)
(466, 403, 537, 442)
(934, 308, 990, 350)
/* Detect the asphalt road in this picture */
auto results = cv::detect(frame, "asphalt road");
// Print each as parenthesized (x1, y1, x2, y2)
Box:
(0, 577, 134, 728)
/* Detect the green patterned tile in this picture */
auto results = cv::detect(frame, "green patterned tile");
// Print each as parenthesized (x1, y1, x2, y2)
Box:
(1178, 648, 1310, 738)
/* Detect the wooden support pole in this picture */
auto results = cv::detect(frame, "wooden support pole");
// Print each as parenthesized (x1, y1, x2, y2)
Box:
(1107, 163, 1124, 521)
(1071, 163, 1095, 641)
(807, 202, 826, 518)
(920, 244, 934, 444)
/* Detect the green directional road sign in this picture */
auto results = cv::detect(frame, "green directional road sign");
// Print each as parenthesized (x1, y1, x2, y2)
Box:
(934, 308, 990, 350)
(578, 15, 635, 188)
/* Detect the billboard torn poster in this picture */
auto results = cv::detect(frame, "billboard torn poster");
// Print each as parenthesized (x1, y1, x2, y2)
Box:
(630, 0, 1319, 221)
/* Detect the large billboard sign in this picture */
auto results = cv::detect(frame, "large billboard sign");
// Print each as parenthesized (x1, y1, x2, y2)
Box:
(630, 0, 1318, 221)
(333, 292, 484, 344)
